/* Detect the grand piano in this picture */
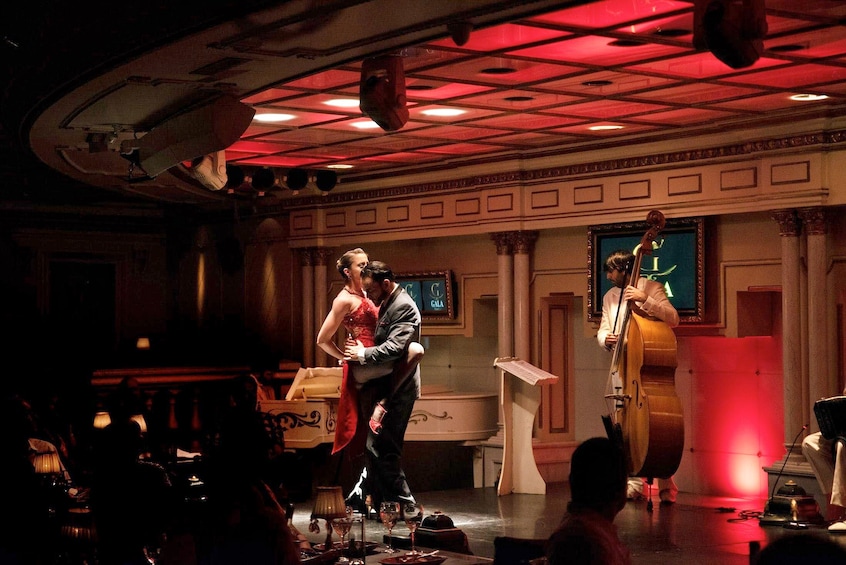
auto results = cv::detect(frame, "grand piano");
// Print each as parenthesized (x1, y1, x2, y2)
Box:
(259, 367, 499, 449)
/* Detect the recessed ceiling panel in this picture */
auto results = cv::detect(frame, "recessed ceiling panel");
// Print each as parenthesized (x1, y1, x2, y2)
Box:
(416, 56, 580, 86)
(628, 82, 764, 105)
(284, 69, 360, 90)
(629, 107, 742, 126)
(416, 142, 511, 155)
(395, 124, 514, 142)
(427, 23, 571, 51)
(540, 70, 679, 96)
(471, 113, 584, 130)
(453, 89, 582, 110)
(709, 93, 819, 113)
(511, 36, 691, 67)
(363, 152, 445, 164)
(628, 53, 787, 79)
(721, 63, 846, 89)
(527, 0, 691, 29)
(552, 122, 660, 136)
(545, 99, 676, 120)
(405, 80, 496, 100)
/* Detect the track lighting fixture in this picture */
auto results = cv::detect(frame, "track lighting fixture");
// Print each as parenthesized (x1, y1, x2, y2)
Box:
(251, 167, 277, 191)
(315, 170, 338, 192)
(285, 168, 309, 191)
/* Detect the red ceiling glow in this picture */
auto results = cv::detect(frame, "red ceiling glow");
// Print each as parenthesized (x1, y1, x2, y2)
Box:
(222, 1, 846, 178)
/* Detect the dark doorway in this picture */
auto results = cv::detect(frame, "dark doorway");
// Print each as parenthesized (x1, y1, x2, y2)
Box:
(48, 260, 116, 364)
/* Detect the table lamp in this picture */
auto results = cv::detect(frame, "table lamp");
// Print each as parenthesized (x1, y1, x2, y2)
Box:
(92, 411, 111, 429)
(310, 486, 348, 551)
(32, 451, 62, 475)
(32, 450, 64, 491)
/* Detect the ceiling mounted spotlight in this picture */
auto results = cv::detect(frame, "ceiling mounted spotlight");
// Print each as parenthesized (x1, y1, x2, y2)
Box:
(251, 167, 276, 190)
(315, 170, 338, 192)
(447, 21, 473, 46)
(285, 168, 309, 191)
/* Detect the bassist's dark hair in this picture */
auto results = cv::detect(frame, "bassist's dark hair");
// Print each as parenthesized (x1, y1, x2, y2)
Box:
(604, 249, 635, 275)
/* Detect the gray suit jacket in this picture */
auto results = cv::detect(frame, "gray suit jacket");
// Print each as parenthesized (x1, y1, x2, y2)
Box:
(359, 285, 421, 398)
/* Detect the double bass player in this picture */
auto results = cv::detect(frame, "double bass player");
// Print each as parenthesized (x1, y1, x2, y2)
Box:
(598, 248, 680, 504)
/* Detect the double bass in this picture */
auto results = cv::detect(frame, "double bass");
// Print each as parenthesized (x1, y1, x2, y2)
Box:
(603, 210, 684, 510)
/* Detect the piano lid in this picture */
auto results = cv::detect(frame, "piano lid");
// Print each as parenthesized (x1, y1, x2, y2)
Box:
(285, 366, 342, 400)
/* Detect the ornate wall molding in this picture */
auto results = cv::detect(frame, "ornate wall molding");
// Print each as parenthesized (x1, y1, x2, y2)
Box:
(280, 129, 846, 210)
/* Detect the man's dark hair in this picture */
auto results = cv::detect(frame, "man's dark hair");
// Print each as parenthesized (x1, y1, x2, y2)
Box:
(362, 260, 394, 283)
(604, 249, 634, 274)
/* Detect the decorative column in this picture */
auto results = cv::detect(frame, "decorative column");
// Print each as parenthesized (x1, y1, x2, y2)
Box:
(798, 207, 831, 408)
(491, 233, 514, 359)
(505, 231, 542, 494)
(313, 247, 334, 368)
(300, 248, 316, 368)
(771, 210, 803, 439)
(490, 232, 514, 444)
(512, 231, 538, 362)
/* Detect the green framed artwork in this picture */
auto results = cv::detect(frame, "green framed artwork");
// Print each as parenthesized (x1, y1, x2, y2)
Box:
(396, 270, 456, 320)
(587, 216, 704, 323)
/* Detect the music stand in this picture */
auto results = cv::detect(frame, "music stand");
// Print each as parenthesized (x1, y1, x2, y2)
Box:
(494, 357, 558, 496)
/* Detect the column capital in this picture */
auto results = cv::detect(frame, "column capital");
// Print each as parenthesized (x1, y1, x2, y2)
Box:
(512, 231, 539, 255)
(797, 207, 828, 236)
(299, 247, 315, 267)
(312, 247, 334, 266)
(491, 232, 514, 255)
(771, 209, 800, 237)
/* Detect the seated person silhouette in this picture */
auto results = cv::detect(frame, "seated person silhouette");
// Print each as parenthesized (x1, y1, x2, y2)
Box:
(545, 437, 631, 565)
(753, 533, 846, 564)
(90, 417, 175, 565)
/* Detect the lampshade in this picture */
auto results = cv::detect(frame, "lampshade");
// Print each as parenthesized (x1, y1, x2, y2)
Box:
(61, 507, 97, 544)
(311, 486, 348, 550)
(32, 451, 62, 475)
(131, 413, 148, 434)
(311, 486, 347, 520)
(93, 411, 111, 429)
(136, 336, 151, 350)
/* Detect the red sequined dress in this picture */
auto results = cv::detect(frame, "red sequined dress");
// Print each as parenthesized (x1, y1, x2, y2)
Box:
(332, 296, 379, 455)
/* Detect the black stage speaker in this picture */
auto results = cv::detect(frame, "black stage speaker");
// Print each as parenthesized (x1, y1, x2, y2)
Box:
(359, 55, 409, 132)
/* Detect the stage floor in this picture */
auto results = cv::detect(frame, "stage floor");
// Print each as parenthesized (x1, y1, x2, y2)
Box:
(292, 482, 846, 564)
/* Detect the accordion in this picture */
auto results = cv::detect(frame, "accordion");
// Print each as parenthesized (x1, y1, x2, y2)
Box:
(813, 396, 846, 440)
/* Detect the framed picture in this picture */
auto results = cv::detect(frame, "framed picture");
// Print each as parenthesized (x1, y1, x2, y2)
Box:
(587, 216, 704, 323)
(396, 270, 456, 320)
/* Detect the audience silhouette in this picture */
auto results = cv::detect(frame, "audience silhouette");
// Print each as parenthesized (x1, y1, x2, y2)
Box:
(0, 393, 53, 565)
(89, 416, 175, 565)
(545, 436, 631, 565)
(753, 533, 846, 564)
(177, 374, 300, 565)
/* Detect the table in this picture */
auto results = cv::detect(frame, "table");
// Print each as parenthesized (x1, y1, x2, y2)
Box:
(301, 545, 492, 564)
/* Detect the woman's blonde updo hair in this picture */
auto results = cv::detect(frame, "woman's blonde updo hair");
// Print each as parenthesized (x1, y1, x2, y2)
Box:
(337, 247, 367, 281)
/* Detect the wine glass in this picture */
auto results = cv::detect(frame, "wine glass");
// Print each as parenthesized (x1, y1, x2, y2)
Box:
(402, 501, 424, 555)
(331, 513, 354, 564)
(379, 501, 400, 553)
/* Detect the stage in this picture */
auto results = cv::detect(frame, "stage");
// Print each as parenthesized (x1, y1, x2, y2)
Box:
(292, 482, 846, 564)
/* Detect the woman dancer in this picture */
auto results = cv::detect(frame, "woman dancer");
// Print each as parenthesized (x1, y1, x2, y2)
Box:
(317, 248, 423, 456)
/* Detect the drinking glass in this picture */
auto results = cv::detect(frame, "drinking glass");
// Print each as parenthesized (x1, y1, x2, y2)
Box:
(402, 501, 424, 555)
(379, 501, 400, 553)
(331, 515, 353, 563)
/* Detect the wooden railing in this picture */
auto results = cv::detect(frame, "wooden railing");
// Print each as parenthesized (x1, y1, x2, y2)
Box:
(90, 362, 300, 454)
